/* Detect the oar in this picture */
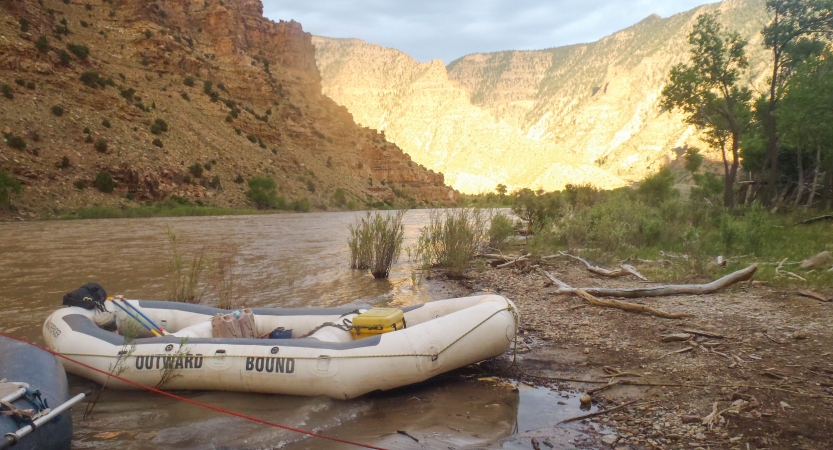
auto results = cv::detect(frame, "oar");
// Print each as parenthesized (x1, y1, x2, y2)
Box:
(109, 299, 162, 337)
(118, 298, 169, 335)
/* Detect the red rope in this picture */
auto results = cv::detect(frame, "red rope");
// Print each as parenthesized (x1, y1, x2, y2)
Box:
(0, 333, 387, 450)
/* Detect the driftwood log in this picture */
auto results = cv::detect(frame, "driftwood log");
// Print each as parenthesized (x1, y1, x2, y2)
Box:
(542, 264, 757, 298)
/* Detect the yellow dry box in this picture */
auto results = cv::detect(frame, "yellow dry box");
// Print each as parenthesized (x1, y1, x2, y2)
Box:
(350, 307, 406, 339)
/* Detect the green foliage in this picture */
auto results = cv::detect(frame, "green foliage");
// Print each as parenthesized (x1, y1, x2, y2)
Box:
(742, 203, 768, 255)
(58, 50, 71, 65)
(203, 80, 213, 95)
(511, 188, 560, 235)
(144, 29, 152, 39)
(94, 139, 108, 153)
(180, 92, 191, 101)
(152, 139, 163, 148)
(488, 213, 514, 249)
(1, 84, 12, 100)
(19, 18, 29, 32)
(73, 179, 85, 190)
(183, 77, 195, 87)
(412, 208, 489, 278)
(0, 170, 23, 209)
(246, 134, 257, 143)
(95, 170, 115, 193)
(59, 155, 71, 168)
(165, 229, 209, 304)
(347, 211, 406, 278)
(51, 105, 64, 116)
(305, 179, 315, 193)
(636, 168, 679, 204)
(332, 187, 347, 207)
(80, 71, 106, 88)
(120, 87, 136, 100)
(102, 118, 111, 128)
(35, 35, 49, 52)
(150, 118, 168, 134)
(246, 176, 279, 209)
(66, 43, 89, 59)
(684, 147, 704, 173)
(188, 163, 203, 178)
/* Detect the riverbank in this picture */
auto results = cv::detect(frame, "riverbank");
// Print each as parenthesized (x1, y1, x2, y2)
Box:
(433, 257, 833, 449)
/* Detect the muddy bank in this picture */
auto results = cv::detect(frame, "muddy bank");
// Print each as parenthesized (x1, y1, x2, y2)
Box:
(433, 258, 833, 449)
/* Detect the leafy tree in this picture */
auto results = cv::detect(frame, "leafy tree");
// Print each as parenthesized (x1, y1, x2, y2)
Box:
(778, 50, 833, 208)
(661, 12, 752, 208)
(0, 170, 22, 209)
(495, 183, 507, 197)
(757, 0, 833, 204)
(684, 148, 704, 174)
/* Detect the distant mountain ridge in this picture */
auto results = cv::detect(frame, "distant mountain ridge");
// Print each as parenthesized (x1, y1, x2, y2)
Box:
(313, 0, 771, 194)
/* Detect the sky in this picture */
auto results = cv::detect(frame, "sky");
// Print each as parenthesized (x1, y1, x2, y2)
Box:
(263, 0, 717, 64)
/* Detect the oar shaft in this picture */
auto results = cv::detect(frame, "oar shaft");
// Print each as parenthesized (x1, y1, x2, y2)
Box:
(110, 301, 161, 337)
(0, 391, 90, 450)
(120, 300, 167, 334)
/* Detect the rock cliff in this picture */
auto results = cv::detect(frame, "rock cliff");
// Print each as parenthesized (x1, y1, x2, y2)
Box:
(314, 0, 770, 194)
(0, 0, 457, 219)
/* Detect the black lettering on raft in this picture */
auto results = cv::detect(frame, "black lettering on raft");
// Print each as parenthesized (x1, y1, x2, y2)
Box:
(135, 354, 204, 371)
(245, 357, 295, 374)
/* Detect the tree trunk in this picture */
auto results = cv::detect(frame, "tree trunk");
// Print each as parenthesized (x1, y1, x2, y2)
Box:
(763, 45, 782, 207)
(724, 134, 740, 209)
(806, 145, 822, 209)
(794, 148, 804, 207)
(823, 169, 833, 210)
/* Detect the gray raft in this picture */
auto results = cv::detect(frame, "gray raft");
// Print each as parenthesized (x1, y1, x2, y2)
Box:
(0, 335, 73, 450)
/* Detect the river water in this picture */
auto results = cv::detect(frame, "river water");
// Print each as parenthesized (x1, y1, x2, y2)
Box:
(0, 211, 594, 449)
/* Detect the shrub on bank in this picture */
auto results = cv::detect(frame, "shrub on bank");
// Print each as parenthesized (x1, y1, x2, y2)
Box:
(348, 210, 406, 278)
(412, 208, 489, 278)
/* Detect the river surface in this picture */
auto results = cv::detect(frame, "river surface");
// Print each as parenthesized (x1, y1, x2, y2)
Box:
(0, 211, 594, 449)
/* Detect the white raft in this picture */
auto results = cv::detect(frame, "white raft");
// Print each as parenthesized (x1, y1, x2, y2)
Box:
(42, 295, 517, 399)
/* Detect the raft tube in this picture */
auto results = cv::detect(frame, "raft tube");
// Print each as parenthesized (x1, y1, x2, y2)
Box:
(0, 336, 73, 450)
(42, 295, 518, 399)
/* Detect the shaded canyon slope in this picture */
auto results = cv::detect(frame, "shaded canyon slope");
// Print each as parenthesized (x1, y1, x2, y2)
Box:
(313, 0, 770, 194)
(0, 0, 457, 219)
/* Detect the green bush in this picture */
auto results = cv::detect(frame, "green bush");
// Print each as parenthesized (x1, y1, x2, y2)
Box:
(120, 87, 136, 100)
(95, 171, 115, 193)
(234, 174, 244, 184)
(6, 134, 26, 150)
(102, 118, 111, 128)
(59, 156, 71, 168)
(73, 179, 86, 190)
(0, 170, 23, 209)
(292, 198, 310, 212)
(1, 84, 12, 100)
(153, 119, 168, 132)
(488, 213, 514, 249)
(144, 30, 152, 39)
(83, 127, 91, 134)
(85, 134, 94, 143)
(67, 43, 89, 59)
(80, 71, 105, 88)
(94, 139, 107, 153)
(15, 79, 24, 86)
(743, 203, 768, 255)
(332, 188, 347, 207)
(180, 92, 190, 101)
(188, 163, 203, 178)
(636, 168, 678, 204)
(152, 139, 163, 148)
(203, 80, 213, 95)
(26, 81, 35, 90)
(19, 18, 29, 32)
(246, 135, 257, 143)
(348, 211, 405, 278)
(35, 35, 49, 52)
(183, 77, 195, 87)
(412, 208, 489, 278)
(58, 50, 72, 65)
(245, 176, 279, 209)
(51, 105, 64, 116)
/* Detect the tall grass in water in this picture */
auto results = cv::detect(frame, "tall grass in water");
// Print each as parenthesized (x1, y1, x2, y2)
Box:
(348, 210, 406, 278)
(166, 228, 209, 303)
(209, 244, 241, 310)
(412, 208, 489, 278)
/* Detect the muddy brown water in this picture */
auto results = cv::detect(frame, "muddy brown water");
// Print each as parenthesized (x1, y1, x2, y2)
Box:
(0, 211, 595, 449)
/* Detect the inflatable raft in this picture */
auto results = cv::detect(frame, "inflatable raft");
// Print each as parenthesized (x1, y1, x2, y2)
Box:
(42, 295, 517, 399)
(0, 335, 87, 450)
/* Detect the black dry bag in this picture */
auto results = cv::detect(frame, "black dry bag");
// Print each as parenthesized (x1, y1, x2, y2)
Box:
(62, 282, 107, 311)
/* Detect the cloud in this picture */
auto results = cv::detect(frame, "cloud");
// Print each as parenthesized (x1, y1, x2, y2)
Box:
(263, 0, 712, 63)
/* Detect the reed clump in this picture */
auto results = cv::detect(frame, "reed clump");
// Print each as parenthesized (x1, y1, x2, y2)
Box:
(165, 228, 209, 303)
(412, 208, 489, 278)
(348, 210, 406, 278)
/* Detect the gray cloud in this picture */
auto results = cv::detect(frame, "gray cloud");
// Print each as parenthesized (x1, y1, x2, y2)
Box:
(263, 0, 713, 63)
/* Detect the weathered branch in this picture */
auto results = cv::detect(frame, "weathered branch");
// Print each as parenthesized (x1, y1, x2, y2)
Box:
(541, 264, 757, 298)
(575, 289, 692, 319)
(799, 214, 833, 225)
(776, 258, 806, 281)
(562, 253, 648, 281)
